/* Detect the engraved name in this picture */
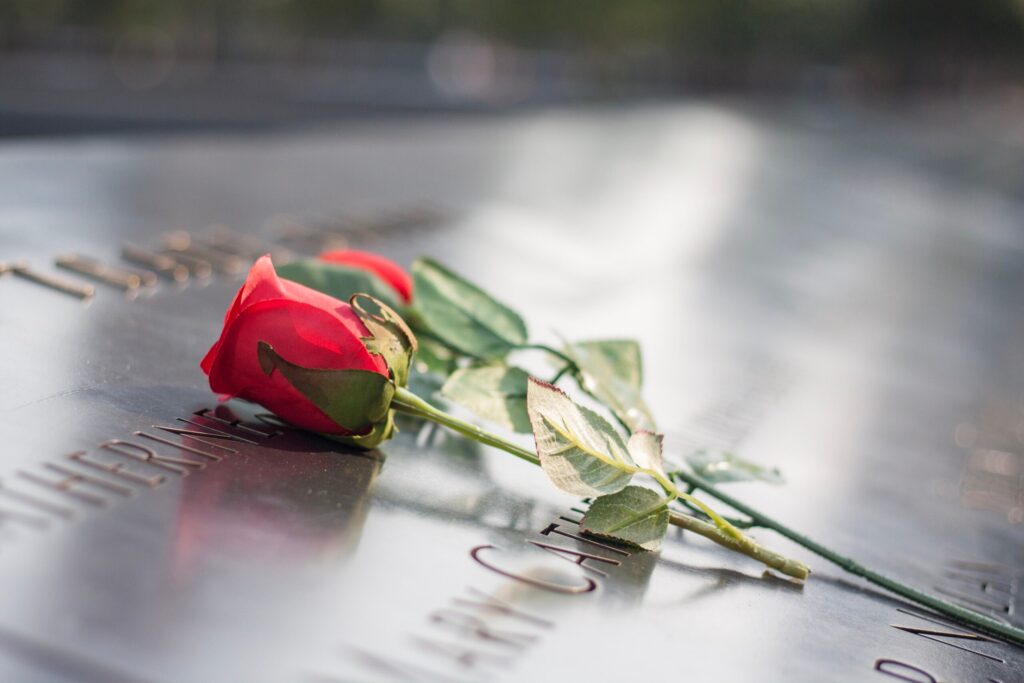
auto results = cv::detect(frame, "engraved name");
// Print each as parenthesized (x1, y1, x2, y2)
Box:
(0, 408, 280, 543)
(327, 502, 639, 682)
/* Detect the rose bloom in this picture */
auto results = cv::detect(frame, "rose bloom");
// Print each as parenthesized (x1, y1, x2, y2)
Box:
(200, 255, 387, 434)
(318, 249, 413, 304)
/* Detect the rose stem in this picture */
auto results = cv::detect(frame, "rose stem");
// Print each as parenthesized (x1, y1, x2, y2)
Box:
(670, 468, 1024, 647)
(667, 510, 808, 580)
(391, 386, 539, 466)
(390, 387, 806, 580)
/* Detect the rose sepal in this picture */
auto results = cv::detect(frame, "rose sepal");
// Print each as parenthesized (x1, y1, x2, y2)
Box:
(257, 341, 396, 445)
(349, 293, 417, 388)
(328, 411, 396, 450)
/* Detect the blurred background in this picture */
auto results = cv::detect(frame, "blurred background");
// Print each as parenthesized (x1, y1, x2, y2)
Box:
(2, 0, 1024, 137)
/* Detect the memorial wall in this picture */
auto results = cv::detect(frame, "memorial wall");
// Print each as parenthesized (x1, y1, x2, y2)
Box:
(1, 105, 1022, 681)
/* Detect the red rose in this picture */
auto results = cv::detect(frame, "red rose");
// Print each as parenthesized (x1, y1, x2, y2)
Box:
(318, 249, 413, 304)
(201, 255, 389, 435)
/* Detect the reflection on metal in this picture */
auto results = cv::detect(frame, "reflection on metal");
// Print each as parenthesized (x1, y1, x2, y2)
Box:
(121, 244, 190, 282)
(0, 622, 158, 683)
(960, 447, 1024, 523)
(167, 423, 381, 580)
(56, 253, 156, 291)
(9, 262, 95, 300)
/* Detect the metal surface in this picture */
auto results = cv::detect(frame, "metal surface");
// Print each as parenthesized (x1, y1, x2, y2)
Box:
(0, 103, 1022, 682)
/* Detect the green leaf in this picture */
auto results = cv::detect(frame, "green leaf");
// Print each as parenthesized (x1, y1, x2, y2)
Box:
(277, 260, 401, 309)
(573, 340, 643, 388)
(564, 339, 656, 433)
(686, 449, 784, 485)
(627, 430, 665, 476)
(350, 294, 417, 388)
(412, 258, 527, 359)
(257, 341, 395, 435)
(526, 378, 635, 497)
(441, 364, 532, 433)
(414, 334, 458, 376)
(581, 486, 670, 551)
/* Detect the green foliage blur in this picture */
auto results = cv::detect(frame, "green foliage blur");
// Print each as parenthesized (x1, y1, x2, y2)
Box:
(2, 0, 1023, 64)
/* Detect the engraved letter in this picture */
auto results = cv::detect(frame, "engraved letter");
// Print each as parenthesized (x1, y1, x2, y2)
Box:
(348, 648, 467, 683)
(152, 424, 241, 453)
(429, 610, 537, 649)
(99, 439, 204, 475)
(452, 587, 553, 628)
(172, 417, 259, 445)
(193, 408, 279, 438)
(19, 463, 134, 507)
(874, 659, 937, 683)
(527, 539, 620, 577)
(134, 431, 223, 462)
(413, 636, 512, 669)
(0, 507, 49, 531)
(68, 451, 164, 489)
(891, 608, 1005, 663)
(0, 481, 74, 520)
(470, 545, 596, 595)
(539, 522, 630, 557)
